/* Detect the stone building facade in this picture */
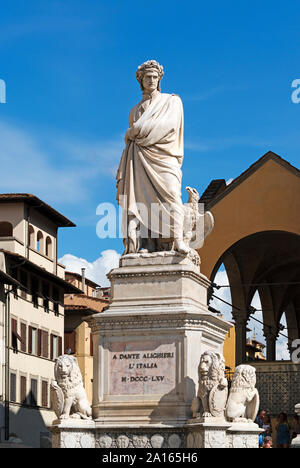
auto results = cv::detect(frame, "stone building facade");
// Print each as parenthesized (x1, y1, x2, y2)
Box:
(0, 194, 80, 447)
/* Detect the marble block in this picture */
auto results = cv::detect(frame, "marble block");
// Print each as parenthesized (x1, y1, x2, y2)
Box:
(186, 420, 262, 449)
(50, 420, 96, 449)
(291, 404, 300, 448)
(87, 252, 231, 428)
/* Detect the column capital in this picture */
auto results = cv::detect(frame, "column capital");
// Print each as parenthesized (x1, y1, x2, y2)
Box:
(263, 325, 279, 342)
(232, 312, 248, 326)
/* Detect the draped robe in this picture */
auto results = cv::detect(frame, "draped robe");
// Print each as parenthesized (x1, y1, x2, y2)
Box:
(117, 92, 185, 248)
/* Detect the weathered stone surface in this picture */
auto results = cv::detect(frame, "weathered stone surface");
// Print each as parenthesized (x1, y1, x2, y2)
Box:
(186, 420, 262, 448)
(191, 351, 228, 420)
(87, 253, 231, 427)
(50, 420, 96, 449)
(50, 355, 92, 422)
(226, 365, 259, 423)
(291, 404, 300, 449)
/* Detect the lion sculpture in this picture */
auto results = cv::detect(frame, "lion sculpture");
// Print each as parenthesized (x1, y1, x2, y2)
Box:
(50, 354, 92, 422)
(191, 351, 228, 419)
(225, 365, 259, 423)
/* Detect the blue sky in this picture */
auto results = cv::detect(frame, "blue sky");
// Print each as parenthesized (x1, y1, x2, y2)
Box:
(1, 0, 300, 285)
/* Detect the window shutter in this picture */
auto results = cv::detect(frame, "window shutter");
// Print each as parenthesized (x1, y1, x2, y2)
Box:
(30, 379, 38, 406)
(58, 336, 62, 356)
(44, 331, 49, 358)
(28, 326, 33, 354)
(11, 318, 17, 349)
(64, 331, 76, 354)
(50, 334, 54, 360)
(10, 373, 16, 402)
(20, 376, 26, 404)
(20, 323, 27, 353)
(37, 329, 42, 356)
(42, 381, 48, 407)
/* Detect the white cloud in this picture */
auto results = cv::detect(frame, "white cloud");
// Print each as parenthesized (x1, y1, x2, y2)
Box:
(59, 249, 120, 287)
(57, 136, 123, 178)
(0, 120, 122, 204)
(276, 337, 290, 361)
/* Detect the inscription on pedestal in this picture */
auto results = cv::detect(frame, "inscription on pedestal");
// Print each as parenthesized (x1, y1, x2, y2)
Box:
(109, 340, 176, 395)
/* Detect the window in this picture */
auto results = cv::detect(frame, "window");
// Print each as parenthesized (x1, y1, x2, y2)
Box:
(37, 231, 43, 253)
(31, 277, 39, 308)
(28, 327, 38, 355)
(0, 221, 13, 237)
(52, 335, 58, 360)
(20, 270, 28, 299)
(20, 376, 27, 404)
(10, 373, 16, 402)
(29, 225, 35, 248)
(41, 381, 48, 407)
(20, 323, 27, 353)
(42, 282, 49, 312)
(11, 318, 18, 352)
(53, 287, 59, 316)
(51, 334, 62, 360)
(64, 331, 76, 354)
(30, 378, 38, 406)
(41, 330, 49, 358)
(45, 237, 52, 258)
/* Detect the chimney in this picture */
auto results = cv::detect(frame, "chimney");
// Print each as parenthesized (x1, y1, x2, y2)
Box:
(81, 268, 86, 293)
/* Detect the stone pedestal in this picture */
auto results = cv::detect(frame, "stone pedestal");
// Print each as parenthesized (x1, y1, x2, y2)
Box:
(87, 252, 231, 434)
(50, 420, 96, 449)
(291, 403, 300, 449)
(291, 435, 300, 448)
(186, 419, 262, 449)
(226, 423, 263, 449)
(50, 420, 186, 448)
(186, 419, 231, 448)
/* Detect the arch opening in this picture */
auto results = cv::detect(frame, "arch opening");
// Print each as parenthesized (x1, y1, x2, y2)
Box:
(0, 221, 13, 237)
(209, 230, 300, 365)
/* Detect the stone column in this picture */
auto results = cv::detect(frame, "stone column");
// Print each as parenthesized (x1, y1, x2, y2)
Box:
(263, 327, 277, 361)
(232, 314, 247, 365)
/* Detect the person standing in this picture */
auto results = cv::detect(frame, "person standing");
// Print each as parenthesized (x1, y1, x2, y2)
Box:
(263, 413, 273, 439)
(276, 412, 290, 448)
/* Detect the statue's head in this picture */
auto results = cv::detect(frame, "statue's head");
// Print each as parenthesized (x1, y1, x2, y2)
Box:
(231, 365, 257, 390)
(199, 351, 225, 381)
(136, 60, 164, 92)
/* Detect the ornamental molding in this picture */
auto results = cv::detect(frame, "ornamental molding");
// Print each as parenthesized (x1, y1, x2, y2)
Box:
(88, 314, 229, 338)
(109, 269, 210, 287)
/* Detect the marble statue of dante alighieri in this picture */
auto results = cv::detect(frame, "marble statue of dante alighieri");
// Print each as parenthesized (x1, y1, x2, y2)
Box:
(116, 60, 189, 255)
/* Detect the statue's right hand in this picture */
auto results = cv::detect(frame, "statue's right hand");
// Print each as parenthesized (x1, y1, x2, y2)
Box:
(125, 128, 133, 143)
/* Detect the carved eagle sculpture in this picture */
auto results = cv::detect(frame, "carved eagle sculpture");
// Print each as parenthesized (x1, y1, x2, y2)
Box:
(183, 186, 214, 249)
